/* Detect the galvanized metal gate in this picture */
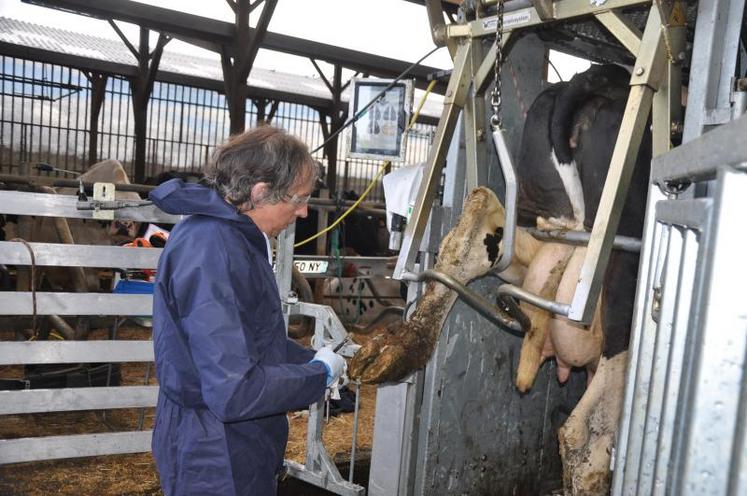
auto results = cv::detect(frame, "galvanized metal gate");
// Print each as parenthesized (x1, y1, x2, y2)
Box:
(0, 189, 172, 462)
(0, 187, 364, 496)
(612, 114, 747, 495)
(612, 0, 747, 493)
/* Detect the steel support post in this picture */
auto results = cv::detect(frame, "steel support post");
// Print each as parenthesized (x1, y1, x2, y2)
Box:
(628, 17, 686, 495)
(463, 39, 488, 192)
(393, 41, 473, 280)
(569, 5, 666, 322)
(86, 72, 108, 165)
(276, 224, 296, 329)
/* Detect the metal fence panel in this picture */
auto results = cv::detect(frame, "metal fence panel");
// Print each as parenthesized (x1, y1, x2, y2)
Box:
(0, 431, 153, 464)
(0, 386, 158, 414)
(0, 241, 161, 268)
(0, 292, 152, 316)
(0, 341, 154, 365)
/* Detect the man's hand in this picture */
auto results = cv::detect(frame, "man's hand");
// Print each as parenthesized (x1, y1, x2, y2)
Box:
(310, 346, 346, 386)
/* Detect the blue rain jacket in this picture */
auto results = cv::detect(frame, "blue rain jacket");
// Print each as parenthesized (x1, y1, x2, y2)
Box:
(149, 179, 327, 496)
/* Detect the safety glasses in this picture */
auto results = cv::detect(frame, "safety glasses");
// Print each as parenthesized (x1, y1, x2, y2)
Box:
(283, 192, 312, 206)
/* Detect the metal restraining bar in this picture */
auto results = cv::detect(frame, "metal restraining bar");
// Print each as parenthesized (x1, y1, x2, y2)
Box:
(0, 292, 152, 315)
(0, 431, 153, 464)
(0, 240, 162, 268)
(0, 341, 154, 365)
(0, 386, 158, 415)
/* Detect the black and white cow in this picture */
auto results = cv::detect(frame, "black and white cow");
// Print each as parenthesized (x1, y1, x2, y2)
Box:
(515, 64, 651, 495)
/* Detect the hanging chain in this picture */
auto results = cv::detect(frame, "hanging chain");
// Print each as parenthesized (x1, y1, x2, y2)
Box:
(490, 0, 506, 131)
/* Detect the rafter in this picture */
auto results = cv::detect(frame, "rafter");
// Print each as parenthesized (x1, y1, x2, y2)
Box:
(237, 0, 277, 79)
(310, 59, 334, 94)
(107, 19, 139, 61)
(249, 0, 266, 14)
(22, 0, 445, 93)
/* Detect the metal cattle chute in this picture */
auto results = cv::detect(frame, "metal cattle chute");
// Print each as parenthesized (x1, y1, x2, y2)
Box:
(364, 1, 747, 495)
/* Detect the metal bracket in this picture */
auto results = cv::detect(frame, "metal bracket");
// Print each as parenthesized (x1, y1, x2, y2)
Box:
(282, 301, 363, 496)
(76, 182, 152, 218)
(425, 0, 448, 47)
(284, 397, 365, 496)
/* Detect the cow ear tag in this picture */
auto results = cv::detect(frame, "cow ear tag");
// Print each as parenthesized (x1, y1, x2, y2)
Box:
(92, 182, 116, 220)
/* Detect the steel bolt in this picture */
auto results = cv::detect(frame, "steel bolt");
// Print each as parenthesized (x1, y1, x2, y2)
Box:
(635, 67, 645, 76)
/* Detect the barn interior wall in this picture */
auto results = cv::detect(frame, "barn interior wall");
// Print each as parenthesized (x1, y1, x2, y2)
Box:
(413, 34, 587, 495)
(0, 54, 436, 201)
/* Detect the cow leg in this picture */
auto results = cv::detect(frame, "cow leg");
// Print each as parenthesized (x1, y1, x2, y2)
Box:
(558, 350, 627, 496)
(515, 242, 574, 392)
(350, 187, 541, 384)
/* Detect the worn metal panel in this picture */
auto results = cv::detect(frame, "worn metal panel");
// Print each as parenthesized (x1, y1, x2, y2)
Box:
(0, 241, 161, 268)
(0, 431, 153, 464)
(369, 379, 421, 496)
(673, 169, 747, 495)
(0, 386, 158, 414)
(416, 280, 586, 495)
(0, 190, 181, 224)
(0, 341, 154, 365)
(0, 292, 152, 316)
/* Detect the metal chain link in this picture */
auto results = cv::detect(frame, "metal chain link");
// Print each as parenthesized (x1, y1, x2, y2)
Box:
(490, 0, 506, 130)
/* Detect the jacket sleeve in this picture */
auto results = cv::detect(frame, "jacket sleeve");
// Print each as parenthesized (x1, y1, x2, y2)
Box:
(286, 338, 316, 364)
(173, 228, 327, 422)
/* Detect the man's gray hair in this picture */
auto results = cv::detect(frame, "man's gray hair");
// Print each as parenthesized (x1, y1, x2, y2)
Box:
(204, 126, 317, 211)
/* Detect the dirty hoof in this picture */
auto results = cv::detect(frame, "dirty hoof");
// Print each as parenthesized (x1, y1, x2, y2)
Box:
(348, 334, 412, 384)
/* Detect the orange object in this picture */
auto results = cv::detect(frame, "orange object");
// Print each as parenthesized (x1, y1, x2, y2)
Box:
(124, 238, 152, 248)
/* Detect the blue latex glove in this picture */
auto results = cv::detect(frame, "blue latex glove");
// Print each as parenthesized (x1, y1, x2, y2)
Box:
(309, 345, 345, 386)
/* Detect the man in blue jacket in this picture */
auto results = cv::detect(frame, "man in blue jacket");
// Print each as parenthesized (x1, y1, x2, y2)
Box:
(149, 126, 345, 495)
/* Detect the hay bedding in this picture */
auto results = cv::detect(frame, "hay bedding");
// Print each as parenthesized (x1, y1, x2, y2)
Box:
(0, 326, 378, 495)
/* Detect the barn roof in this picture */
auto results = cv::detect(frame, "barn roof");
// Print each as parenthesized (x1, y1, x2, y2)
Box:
(0, 16, 443, 122)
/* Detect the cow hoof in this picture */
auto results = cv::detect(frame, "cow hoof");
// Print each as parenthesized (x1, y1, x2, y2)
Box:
(348, 335, 411, 384)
